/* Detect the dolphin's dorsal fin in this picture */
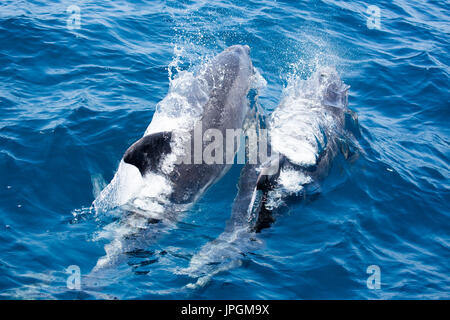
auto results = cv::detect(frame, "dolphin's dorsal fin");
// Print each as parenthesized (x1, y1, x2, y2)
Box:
(123, 131, 172, 176)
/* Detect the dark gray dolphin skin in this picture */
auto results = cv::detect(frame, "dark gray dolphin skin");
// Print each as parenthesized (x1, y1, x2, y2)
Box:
(123, 45, 254, 205)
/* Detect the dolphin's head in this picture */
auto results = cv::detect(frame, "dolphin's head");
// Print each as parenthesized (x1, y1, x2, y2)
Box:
(197, 45, 254, 126)
(315, 66, 350, 109)
(224, 44, 253, 85)
(206, 45, 254, 95)
(224, 44, 251, 61)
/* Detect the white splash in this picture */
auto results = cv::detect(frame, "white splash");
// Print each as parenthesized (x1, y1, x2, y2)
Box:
(278, 168, 313, 193)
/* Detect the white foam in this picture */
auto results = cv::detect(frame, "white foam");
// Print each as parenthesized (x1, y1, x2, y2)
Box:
(278, 168, 313, 193)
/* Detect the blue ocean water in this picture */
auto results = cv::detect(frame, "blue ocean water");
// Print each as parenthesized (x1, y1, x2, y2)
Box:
(0, 0, 449, 299)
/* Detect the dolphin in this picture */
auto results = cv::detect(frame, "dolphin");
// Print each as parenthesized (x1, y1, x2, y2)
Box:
(182, 66, 359, 283)
(90, 45, 255, 271)
(249, 66, 359, 231)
